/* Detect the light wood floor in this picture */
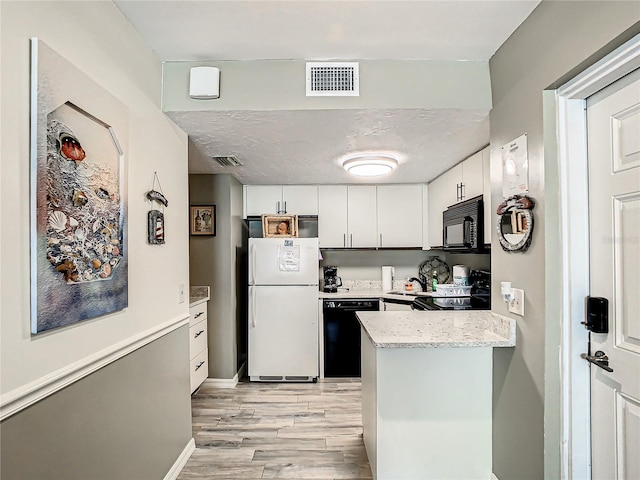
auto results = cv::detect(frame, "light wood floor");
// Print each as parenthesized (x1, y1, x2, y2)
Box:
(178, 378, 372, 480)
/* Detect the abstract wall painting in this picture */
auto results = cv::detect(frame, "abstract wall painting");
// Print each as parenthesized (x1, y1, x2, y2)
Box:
(30, 38, 129, 334)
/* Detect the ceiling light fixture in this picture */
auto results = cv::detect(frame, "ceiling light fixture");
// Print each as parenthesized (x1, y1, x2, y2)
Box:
(342, 153, 398, 177)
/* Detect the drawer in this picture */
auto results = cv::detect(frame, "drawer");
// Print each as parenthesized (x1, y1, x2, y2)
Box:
(189, 302, 207, 326)
(189, 319, 207, 359)
(190, 348, 208, 393)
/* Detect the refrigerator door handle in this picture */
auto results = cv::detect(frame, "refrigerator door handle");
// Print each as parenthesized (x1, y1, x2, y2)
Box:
(250, 287, 257, 328)
(250, 244, 257, 285)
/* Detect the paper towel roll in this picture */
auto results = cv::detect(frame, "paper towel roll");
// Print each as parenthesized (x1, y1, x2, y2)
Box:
(453, 265, 470, 286)
(382, 266, 394, 291)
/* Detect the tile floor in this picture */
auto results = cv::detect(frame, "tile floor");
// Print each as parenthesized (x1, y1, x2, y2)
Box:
(178, 378, 372, 480)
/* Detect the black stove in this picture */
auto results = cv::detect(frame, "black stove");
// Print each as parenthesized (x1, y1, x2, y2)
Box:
(411, 270, 491, 311)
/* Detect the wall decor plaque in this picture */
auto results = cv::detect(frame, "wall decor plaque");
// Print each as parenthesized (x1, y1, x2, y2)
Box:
(30, 38, 129, 333)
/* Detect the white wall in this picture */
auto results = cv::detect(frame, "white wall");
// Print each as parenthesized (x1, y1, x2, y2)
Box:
(1, 0, 189, 414)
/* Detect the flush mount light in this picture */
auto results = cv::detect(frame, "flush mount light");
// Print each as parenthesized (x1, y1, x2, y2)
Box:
(342, 153, 398, 177)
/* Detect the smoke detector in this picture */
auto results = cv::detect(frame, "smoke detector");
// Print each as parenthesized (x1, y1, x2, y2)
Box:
(306, 62, 359, 97)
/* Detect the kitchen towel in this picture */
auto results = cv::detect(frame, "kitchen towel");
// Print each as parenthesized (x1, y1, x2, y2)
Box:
(382, 266, 394, 291)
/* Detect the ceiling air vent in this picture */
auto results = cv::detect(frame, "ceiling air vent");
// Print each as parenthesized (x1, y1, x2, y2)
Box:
(212, 155, 242, 167)
(306, 62, 359, 97)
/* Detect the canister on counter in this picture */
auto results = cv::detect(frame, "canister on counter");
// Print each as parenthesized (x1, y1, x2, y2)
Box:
(452, 265, 470, 286)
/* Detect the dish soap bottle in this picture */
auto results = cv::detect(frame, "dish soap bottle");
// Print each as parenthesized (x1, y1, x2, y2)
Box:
(431, 272, 438, 292)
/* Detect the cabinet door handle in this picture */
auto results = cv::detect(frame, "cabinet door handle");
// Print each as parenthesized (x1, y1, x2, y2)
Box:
(460, 182, 466, 200)
(283, 201, 287, 213)
(380, 233, 383, 247)
(350, 233, 353, 248)
(343, 233, 346, 247)
(194, 330, 205, 338)
(195, 361, 205, 371)
(194, 312, 204, 319)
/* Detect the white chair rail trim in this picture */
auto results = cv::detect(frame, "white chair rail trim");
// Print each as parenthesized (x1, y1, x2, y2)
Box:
(0, 313, 190, 421)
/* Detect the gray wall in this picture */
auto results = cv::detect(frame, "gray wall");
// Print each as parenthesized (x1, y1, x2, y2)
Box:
(1, 327, 193, 480)
(488, 3, 639, 479)
(189, 170, 245, 379)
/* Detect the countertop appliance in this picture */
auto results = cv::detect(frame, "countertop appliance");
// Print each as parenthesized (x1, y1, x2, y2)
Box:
(411, 270, 491, 311)
(323, 266, 342, 293)
(323, 298, 380, 377)
(443, 195, 484, 252)
(248, 237, 319, 382)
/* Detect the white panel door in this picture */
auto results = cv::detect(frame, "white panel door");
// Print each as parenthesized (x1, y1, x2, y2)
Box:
(248, 285, 319, 378)
(587, 69, 640, 480)
(318, 185, 348, 248)
(377, 185, 423, 247)
(249, 237, 319, 286)
(347, 185, 377, 247)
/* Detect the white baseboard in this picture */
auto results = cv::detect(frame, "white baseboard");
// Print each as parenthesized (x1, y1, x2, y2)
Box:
(491, 473, 500, 480)
(164, 438, 195, 480)
(204, 373, 239, 388)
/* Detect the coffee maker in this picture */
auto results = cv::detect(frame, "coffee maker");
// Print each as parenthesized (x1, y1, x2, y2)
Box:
(323, 266, 342, 293)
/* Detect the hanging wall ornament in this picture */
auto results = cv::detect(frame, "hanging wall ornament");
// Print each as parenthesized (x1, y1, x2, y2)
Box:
(146, 172, 167, 245)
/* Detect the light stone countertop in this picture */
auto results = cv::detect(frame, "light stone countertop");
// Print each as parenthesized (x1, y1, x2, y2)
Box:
(357, 310, 516, 348)
(318, 279, 433, 301)
(189, 285, 210, 308)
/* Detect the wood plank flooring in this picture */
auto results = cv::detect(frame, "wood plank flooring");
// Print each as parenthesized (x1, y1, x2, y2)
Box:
(178, 378, 372, 480)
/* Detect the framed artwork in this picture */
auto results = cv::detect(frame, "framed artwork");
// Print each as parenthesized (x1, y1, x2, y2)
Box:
(190, 205, 216, 236)
(30, 38, 129, 334)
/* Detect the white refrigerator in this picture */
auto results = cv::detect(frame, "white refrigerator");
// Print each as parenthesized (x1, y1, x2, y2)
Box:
(248, 237, 319, 382)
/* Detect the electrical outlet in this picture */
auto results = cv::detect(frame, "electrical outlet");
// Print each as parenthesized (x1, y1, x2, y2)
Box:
(178, 283, 186, 304)
(509, 288, 525, 316)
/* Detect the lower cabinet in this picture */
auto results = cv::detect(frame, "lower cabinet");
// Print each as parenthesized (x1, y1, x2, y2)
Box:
(189, 301, 208, 393)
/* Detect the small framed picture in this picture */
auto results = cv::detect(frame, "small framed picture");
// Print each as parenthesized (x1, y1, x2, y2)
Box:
(190, 205, 216, 236)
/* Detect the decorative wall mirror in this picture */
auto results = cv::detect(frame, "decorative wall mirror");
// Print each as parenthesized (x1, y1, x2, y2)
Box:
(496, 195, 535, 252)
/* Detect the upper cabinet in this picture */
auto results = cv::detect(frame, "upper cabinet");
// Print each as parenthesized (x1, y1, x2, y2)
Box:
(377, 185, 423, 247)
(318, 185, 422, 248)
(244, 185, 318, 217)
(318, 185, 348, 247)
(318, 185, 377, 248)
(427, 147, 490, 249)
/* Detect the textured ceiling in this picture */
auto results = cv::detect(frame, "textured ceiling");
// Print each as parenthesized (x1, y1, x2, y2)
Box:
(170, 108, 490, 184)
(114, 0, 540, 184)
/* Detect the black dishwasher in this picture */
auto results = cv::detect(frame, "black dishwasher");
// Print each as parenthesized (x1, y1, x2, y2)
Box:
(323, 299, 380, 377)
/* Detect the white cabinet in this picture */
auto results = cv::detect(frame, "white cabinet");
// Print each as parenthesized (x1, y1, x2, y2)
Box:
(427, 147, 489, 248)
(244, 185, 318, 217)
(318, 185, 377, 248)
(347, 186, 378, 247)
(377, 185, 423, 247)
(318, 185, 348, 247)
(189, 301, 208, 393)
(319, 184, 423, 248)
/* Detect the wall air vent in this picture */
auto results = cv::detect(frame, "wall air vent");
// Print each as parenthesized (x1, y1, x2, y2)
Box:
(212, 155, 242, 167)
(306, 62, 359, 97)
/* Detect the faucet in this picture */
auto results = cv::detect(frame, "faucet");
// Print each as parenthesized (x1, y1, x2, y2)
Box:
(408, 276, 427, 292)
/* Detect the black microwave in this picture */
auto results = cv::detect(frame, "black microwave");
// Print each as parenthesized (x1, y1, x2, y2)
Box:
(442, 195, 484, 252)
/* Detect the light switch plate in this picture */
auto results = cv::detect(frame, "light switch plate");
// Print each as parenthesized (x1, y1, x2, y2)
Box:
(509, 288, 525, 316)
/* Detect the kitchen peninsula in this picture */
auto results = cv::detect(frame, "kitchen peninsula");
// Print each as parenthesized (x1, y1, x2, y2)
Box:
(358, 310, 515, 480)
